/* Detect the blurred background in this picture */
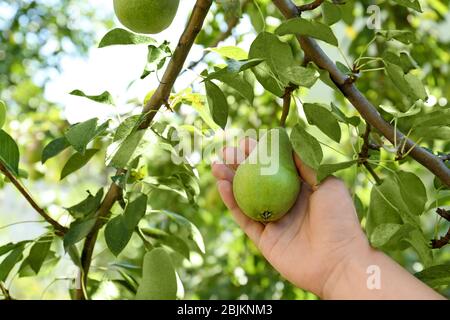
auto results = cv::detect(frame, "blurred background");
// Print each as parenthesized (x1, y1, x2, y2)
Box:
(0, 0, 449, 299)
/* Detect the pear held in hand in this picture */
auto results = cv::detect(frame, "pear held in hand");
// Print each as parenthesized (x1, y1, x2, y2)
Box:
(233, 128, 301, 222)
(113, 0, 180, 34)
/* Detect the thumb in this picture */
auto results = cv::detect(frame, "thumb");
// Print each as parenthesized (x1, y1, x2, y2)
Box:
(293, 153, 318, 189)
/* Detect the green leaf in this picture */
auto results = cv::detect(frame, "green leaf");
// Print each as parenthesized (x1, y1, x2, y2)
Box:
(317, 160, 357, 182)
(395, 171, 427, 216)
(0, 100, 6, 129)
(377, 30, 416, 44)
(67, 245, 82, 267)
(41, 137, 70, 164)
(248, 32, 293, 96)
(404, 229, 433, 267)
(135, 248, 177, 300)
(366, 179, 419, 236)
(205, 80, 229, 129)
(108, 130, 145, 168)
(0, 241, 30, 257)
(379, 103, 421, 118)
(105, 193, 147, 256)
(123, 193, 148, 230)
(28, 234, 53, 274)
(141, 42, 171, 79)
(114, 115, 141, 142)
(70, 90, 114, 105)
(290, 124, 323, 170)
(63, 218, 96, 250)
(415, 264, 450, 288)
(385, 62, 427, 101)
(66, 189, 104, 219)
(322, 1, 341, 25)
(0, 244, 25, 281)
(0, 129, 20, 176)
(105, 215, 132, 256)
(162, 211, 205, 254)
(98, 28, 156, 48)
(65, 118, 99, 154)
(207, 46, 248, 60)
(283, 65, 319, 88)
(370, 223, 402, 248)
(412, 108, 450, 128)
(303, 103, 341, 142)
(250, 62, 284, 97)
(208, 68, 254, 103)
(141, 228, 190, 260)
(176, 90, 219, 130)
(392, 0, 422, 12)
(382, 50, 416, 73)
(330, 103, 360, 126)
(275, 18, 339, 46)
(60, 149, 99, 180)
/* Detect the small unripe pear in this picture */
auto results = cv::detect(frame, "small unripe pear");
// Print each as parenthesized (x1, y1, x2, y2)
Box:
(113, 0, 180, 34)
(233, 128, 301, 222)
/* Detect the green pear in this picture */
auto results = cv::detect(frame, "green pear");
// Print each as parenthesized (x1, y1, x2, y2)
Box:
(113, 0, 180, 34)
(233, 128, 301, 222)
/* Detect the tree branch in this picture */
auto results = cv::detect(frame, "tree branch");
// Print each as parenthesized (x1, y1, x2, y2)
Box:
(75, 0, 213, 300)
(272, 0, 450, 187)
(297, 0, 324, 13)
(0, 163, 67, 236)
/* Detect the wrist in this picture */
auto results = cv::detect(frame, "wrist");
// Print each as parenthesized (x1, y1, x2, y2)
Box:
(320, 239, 373, 299)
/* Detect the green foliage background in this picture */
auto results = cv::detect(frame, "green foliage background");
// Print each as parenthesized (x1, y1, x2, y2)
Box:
(0, 0, 449, 299)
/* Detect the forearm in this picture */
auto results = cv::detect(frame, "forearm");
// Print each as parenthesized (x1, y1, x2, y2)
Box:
(323, 245, 445, 300)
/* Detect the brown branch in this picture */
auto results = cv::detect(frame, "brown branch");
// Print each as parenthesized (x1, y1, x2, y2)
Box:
(431, 228, 450, 249)
(439, 154, 450, 162)
(357, 123, 382, 185)
(272, 0, 450, 188)
(436, 208, 450, 221)
(280, 86, 296, 127)
(0, 282, 14, 300)
(75, 0, 213, 300)
(183, 0, 250, 74)
(431, 209, 450, 249)
(0, 163, 67, 236)
(297, 0, 324, 13)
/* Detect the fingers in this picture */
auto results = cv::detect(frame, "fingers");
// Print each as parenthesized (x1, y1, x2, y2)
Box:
(211, 162, 235, 182)
(294, 153, 318, 189)
(239, 137, 257, 157)
(221, 146, 246, 170)
(216, 180, 264, 244)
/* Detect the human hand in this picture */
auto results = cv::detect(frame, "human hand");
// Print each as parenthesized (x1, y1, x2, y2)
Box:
(212, 138, 370, 297)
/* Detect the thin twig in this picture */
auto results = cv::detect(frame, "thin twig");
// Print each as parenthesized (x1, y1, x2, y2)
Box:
(75, 0, 213, 300)
(297, 0, 324, 13)
(431, 208, 450, 249)
(0, 163, 67, 236)
(280, 86, 296, 127)
(436, 208, 450, 221)
(0, 282, 14, 300)
(431, 228, 450, 249)
(358, 123, 382, 185)
(272, 0, 450, 187)
(439, 154, 450, 162)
